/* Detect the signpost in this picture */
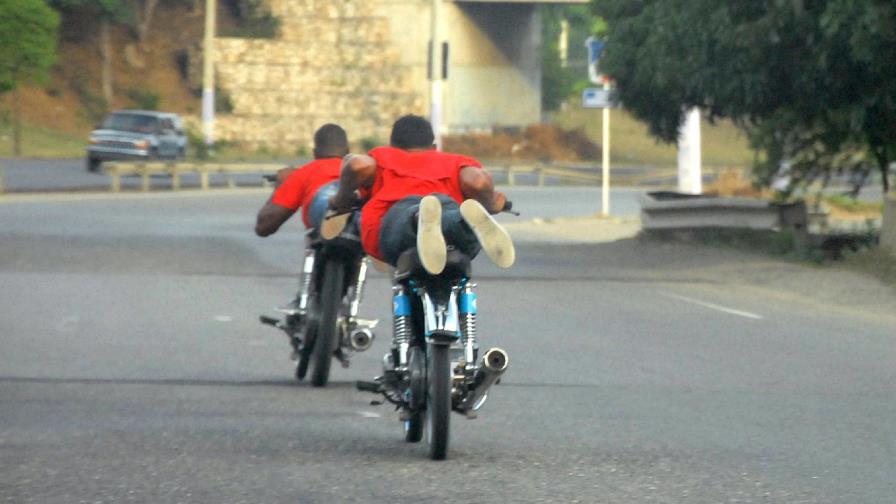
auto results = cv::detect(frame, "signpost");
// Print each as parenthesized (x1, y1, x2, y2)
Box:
(585, 37, 612, 216)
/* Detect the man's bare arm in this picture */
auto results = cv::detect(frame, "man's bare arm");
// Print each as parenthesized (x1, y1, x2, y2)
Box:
(255, 199, 295, 237)
(459, 166, 506, 214)
(329, 154, 377, 210)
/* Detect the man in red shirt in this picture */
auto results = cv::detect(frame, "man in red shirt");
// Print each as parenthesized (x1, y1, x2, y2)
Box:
(328, 115, 514, 274)
(255, 124, 348, 236)
(254, 123, 351, 332)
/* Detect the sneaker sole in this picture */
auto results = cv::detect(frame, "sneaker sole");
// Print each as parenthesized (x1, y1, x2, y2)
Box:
(417, 195, 447, 275)
(460, 199, 515, 268)
(320, 210, 350, 240)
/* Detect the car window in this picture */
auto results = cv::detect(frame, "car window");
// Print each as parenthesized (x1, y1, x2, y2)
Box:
(160, 119, 174, 131)
(102, 113, 160, 133)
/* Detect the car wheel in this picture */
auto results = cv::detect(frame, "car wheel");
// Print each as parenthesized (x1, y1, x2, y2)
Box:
(86, 157, 101, 173)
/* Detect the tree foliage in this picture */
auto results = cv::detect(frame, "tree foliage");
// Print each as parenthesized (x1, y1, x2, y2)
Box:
(540, 5, 604, 111)
(0, 0, 60, 93)
(591, 0, 895, 194)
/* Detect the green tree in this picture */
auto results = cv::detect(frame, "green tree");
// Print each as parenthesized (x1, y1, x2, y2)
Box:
(51, 0, 131, 106)
(0, 0, 60, 156)
(591, 0, 895, 195)
(540, 5, 605, 112)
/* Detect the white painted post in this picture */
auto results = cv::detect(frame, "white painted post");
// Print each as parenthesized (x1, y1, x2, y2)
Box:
(559, 18, 569, 68)
(202, 0, 216, 148)
(601, 80, 611, 216)
(677, 107, 702, 194)
(430, 0, 443, 149)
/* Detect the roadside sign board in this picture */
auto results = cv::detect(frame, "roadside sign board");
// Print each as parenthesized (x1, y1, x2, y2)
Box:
(586, 36, 605, 84)
(582, 87, 616, 109)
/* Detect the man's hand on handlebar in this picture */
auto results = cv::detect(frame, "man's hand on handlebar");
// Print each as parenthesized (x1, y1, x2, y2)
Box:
(327, 193, 363, 216)
(275, 166, 295, 185)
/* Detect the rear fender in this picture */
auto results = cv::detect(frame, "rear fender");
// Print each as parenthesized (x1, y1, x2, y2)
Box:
(422, 289, 460, 345)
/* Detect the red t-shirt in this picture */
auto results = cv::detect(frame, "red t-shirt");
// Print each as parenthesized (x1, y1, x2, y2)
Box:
(270, 158, 342, 228)
(360, 146, 482, 259)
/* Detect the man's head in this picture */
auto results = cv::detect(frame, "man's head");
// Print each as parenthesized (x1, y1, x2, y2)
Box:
(313, 123, 349, 159)
(389, 115, 435, 150)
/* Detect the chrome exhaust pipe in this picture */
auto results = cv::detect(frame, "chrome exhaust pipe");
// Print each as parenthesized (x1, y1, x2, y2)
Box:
(462, 347, 509, 412)
(347, 327, 375, 351)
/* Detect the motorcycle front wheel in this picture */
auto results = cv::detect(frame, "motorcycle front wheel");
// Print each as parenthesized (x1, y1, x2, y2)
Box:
(426, 343, 451, 460)
(309, 260, 344, 387)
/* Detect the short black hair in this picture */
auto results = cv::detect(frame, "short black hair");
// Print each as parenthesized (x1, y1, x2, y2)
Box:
(313, 123, 349, 158)
(389, 115, 434, 150)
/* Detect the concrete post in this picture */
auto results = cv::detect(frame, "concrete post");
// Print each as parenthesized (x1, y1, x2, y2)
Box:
(202, 0, 216, 147)
(430, 0, 444, 149)
(677, 107, 702, 194)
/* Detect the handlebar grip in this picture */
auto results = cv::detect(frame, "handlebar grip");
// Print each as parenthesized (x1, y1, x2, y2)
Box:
(262, 174, 277, 182)
(503, 200, 513, 212)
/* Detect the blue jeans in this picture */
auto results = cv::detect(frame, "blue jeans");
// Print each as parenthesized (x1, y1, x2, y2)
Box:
(378, 194, 481, 265)
(307, 181, 340, 230)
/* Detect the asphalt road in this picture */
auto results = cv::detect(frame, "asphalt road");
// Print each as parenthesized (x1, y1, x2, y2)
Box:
(1, 189, 895, 503)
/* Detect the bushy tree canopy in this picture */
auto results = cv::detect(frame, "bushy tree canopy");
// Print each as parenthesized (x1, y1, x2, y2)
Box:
(592, 0, 895, 194)
(0, 0, 60, 93)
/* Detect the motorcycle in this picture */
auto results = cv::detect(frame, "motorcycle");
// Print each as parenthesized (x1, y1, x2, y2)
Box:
(260, 192, 377, 387)
(358, 203, 516, 460)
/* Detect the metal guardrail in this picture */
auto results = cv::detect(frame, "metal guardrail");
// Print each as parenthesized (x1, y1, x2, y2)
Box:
(101, 161, 738, 192)
(489, 164, 733, 187)
(103, 161, 281, 192)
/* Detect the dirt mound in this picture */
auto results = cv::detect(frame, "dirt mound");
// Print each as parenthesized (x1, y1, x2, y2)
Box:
(443, 125, 601, 162)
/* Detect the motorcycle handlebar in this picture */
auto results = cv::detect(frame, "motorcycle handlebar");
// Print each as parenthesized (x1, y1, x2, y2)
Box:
(502, 200, 519, 216)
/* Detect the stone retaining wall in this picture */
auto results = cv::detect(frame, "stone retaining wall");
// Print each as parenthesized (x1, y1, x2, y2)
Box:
(212, 0, 424, 151)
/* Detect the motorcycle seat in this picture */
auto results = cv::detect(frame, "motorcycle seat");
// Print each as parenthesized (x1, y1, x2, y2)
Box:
(394, 247, 472, 281)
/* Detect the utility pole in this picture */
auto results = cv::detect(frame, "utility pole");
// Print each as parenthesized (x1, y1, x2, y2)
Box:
(429, 0, 443, 149)
(202, 0, 217, 148)
(677, 107, 702, 194)
(559, 18, 569, 68)
(601, 79, 611, 216)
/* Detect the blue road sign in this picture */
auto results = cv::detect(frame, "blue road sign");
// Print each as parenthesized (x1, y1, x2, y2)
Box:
(586, 37, 605, 84)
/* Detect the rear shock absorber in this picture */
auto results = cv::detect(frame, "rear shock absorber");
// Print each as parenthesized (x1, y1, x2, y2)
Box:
(459, 281, 478, 365)
(392, 284, 412, 367)
(297, 248, 316, 313)
(348, 258, 368, 319)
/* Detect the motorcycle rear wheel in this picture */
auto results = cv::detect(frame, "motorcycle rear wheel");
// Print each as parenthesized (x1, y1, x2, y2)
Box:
(310, 260, 344, 387)
(426, 343, 451, 460)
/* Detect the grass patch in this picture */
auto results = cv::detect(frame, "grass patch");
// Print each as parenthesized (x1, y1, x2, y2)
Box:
(0, 123, 85, 158)
(822, 194, 884, 214)
(551, 107, 754, 168)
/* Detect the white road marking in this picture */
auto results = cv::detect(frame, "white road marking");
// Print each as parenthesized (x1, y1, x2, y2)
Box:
(213, 315, 233, 322)
(357, 411, 381, 419)
(660, 292, 763, 320)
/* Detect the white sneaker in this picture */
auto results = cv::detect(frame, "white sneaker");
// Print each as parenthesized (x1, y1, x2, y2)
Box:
(460, 199, 515, 268)
(416, 195, 447, 275)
